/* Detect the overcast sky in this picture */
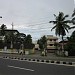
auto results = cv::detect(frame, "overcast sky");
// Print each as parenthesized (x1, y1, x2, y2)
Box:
(0, 0, 74, 41)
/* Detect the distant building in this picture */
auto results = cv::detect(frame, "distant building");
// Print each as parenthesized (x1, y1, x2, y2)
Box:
(34, 35, 58, 52)
(0, 29, 19, 34)
(35, 44, 40, 50)
(46, 35, 58, 53)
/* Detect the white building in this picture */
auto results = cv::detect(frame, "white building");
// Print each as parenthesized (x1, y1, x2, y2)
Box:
(46, 35, 58, 52)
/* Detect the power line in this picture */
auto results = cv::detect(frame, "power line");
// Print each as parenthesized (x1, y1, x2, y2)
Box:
(27, 22, 49, 26)
(14, 21, 54, 30)
(18, 16, 51, 25)
(14, 21, 50, 27)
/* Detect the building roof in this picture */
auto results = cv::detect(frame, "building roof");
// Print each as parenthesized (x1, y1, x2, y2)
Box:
(4, 29, 19, 32)
(46, 35, 58, 40)
(0, 29, 19, 32)
(0, 29, 19, 36)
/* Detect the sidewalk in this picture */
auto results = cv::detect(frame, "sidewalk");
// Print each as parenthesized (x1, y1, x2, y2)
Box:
(0, 51, 75, 62)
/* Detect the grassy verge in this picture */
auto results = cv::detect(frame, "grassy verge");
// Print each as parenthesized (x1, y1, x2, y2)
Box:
(0, 49, 2, 51)
(25, 49, 35, 54)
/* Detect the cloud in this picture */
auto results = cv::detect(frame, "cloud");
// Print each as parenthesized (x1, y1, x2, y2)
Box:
(0, 0, 74, 41)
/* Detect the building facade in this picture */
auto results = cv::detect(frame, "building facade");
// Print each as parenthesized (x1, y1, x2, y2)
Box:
(46, 35, 58, 52)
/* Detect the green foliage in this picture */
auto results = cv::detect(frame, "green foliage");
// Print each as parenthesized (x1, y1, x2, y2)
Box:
(49, 12, 70, 37)
(64, 31, 75, 56)
(64, 9, 75, 55)
(37, 39, 43, 49)
(72, 8, 75, 17)
(37, 35, 47, 49)
(0, 24, 34, 49)
(49, 12, 71, 51)
(0, 24, 7, 36)
(24, 34, 34, 49)
(25, 34, 32, 44)
(70, 8, 75, 27)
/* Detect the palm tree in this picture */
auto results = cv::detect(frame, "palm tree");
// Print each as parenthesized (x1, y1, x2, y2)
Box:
(49, 12, 70, 52)
(72, 8, 75, 17)
(70, 8, 75, 28)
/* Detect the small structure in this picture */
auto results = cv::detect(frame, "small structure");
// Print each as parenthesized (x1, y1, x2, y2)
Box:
(56, 40, 68, 56)
(35, 44, 40, 50)
(59, 40, 68, 48)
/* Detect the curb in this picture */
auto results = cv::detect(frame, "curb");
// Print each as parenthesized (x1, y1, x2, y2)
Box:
(2, 56, 75, 66)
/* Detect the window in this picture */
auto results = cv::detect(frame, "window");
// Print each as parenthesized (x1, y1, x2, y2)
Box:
(49, 44, 53, 46)
(54, 39, 56, 41)
(50, 39, 52, 41)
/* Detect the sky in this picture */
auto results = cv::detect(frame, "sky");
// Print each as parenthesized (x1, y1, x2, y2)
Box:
(0, 0, 74, 42)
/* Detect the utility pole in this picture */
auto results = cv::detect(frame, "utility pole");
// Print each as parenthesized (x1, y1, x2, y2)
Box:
(11, 22, 14, 30)
(10, 22, 14, 51)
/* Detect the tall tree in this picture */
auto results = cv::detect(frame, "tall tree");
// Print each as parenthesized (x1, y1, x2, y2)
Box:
(24, 34, 34, 49)
(64, 31, 75, 56)
(0, 24, 7, 43)
(37, 35, 47, 50)
(70, 8, 75, 28)
(25, 34, 32, 44)
(41, 35, 47, 49)
(49, 12, 70, 51)
(72, 8, 75, 17)
(0, 24, 7, 36)
(0, 24, 7, 48)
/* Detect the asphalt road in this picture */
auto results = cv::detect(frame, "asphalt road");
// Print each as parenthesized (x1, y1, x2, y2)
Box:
(0, 58, 75, 75)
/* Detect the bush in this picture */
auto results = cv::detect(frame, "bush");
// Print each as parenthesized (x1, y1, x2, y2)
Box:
(64, 43, 75, 56)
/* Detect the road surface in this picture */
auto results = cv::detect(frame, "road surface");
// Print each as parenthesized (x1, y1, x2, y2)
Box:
(0, 58, 75, 75)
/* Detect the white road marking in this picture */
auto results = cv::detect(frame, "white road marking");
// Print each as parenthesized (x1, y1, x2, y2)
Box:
(8, 65, 35, 71)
